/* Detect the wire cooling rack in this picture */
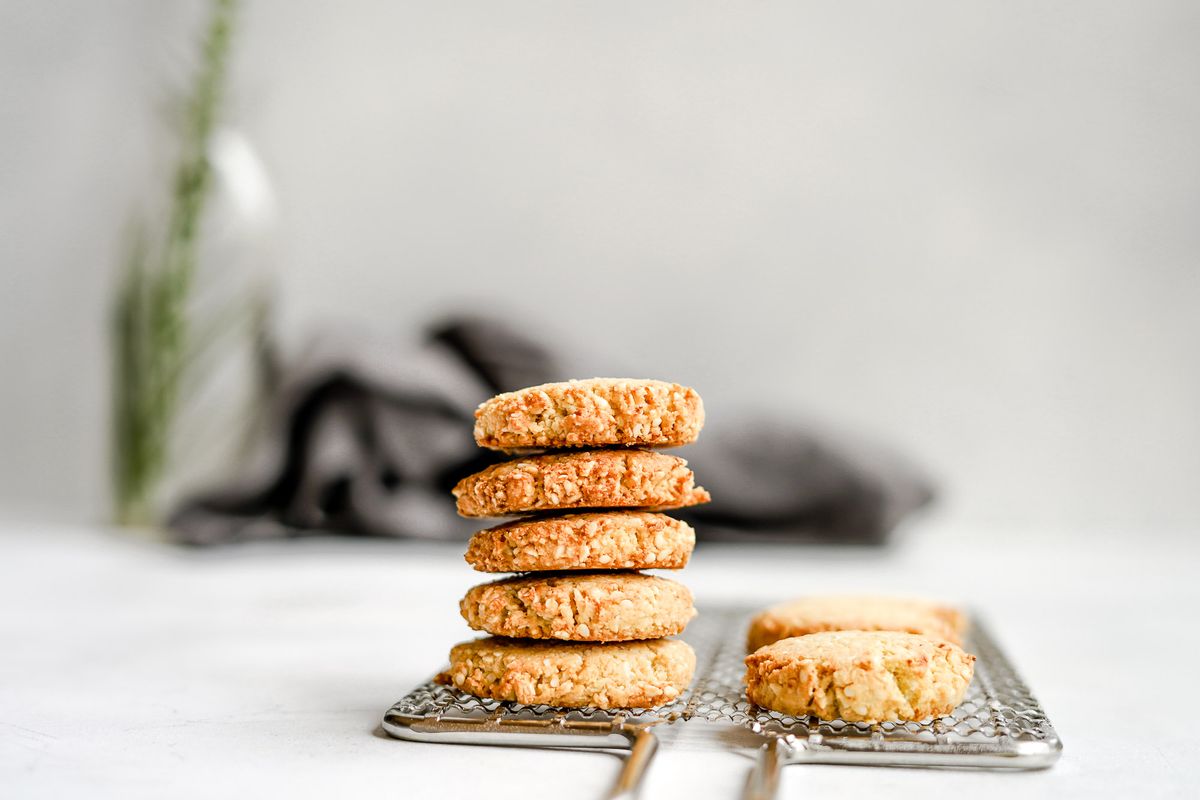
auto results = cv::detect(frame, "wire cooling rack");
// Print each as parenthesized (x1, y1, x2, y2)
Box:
(382, 605, 1061, 797)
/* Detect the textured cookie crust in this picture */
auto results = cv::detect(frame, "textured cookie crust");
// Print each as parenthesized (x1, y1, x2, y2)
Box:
(744, 631, 976, 723)
(473, 378, 705, 451)
(460, 571, 696, 642)
(453, 450, 710, 518)
(439, 637, 696, 709)
(746, 595, 966, 652)
(465, 512, 695, 572)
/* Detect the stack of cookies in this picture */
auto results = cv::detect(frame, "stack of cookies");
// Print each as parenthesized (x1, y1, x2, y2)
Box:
(439, 379, 709, 709)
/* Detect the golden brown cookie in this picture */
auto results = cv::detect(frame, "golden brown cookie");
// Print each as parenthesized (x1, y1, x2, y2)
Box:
(744, 630, 976, 723)
(439, 637, 696, 709)
(453, 449, 710, 518)
(746, 595, 966, 652)
(464, 511, 695, 573)
(460, 571, 696, 642)
(473, 378, 705, 451)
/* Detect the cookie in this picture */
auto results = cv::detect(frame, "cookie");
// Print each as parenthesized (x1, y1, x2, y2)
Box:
(439, 637, 696, 709)
(460, 571, 696, 642)
(744, 630, 976, 723)
(453, 449, 710, 518)
(746, 595, 966, 652)
(464, 511, 695, 573)
(473, 378, 704, 451)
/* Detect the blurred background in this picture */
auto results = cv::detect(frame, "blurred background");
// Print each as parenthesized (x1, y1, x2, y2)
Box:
(2, 0, 1198, 537)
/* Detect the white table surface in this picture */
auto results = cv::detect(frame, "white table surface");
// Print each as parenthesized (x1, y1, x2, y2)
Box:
(2, 519, 1195, 799)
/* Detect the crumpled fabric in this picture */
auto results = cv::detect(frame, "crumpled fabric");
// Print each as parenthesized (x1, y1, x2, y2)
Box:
(169, 316, 933, 545)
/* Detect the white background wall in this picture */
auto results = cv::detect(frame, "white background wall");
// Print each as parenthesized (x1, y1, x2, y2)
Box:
(2, 1, 1198, 531)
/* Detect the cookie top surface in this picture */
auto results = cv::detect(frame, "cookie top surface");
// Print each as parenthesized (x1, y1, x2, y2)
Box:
(440, 636, 696, 709)
(465, 511, 695, 573)
(460, 571, 696, 642)
(747, 595, 965, 652)
(453, 449, 710, 517)
(744, 631, 976, 723)
(473, 378, 704, 451)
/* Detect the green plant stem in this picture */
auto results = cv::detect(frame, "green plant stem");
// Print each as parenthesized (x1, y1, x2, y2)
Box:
(112, 0, 238, 526)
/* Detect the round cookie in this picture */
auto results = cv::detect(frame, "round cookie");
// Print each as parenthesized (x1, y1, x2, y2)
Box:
(439, 637, 696, 709)
(744, 630, 976, 723)
(460, 571, 696, 642)
(746, 595, 966, 652)
(473, 378, 704, 451)
(465, 511, 695, 573)
(453, 449, 710, 518)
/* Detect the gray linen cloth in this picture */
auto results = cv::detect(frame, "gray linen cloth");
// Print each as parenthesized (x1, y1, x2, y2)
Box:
(170, 316, 933, 545)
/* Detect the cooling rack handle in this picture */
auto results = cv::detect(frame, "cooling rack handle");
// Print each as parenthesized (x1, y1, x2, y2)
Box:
(744, 737, 785, 800)
(608, 724, 660, 799)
